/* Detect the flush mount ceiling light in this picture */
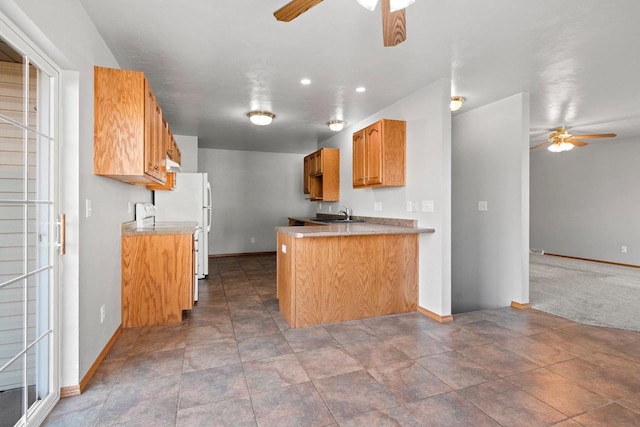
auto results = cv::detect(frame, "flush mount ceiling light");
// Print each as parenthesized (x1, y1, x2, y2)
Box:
(450, 96, 465, 112)
(327, 120, 346, 132)
(356, 0, 415, 12)
(247, 111, 275, 126)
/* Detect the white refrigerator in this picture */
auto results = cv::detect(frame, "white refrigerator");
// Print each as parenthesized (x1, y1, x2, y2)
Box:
(154, 173, 211, 279)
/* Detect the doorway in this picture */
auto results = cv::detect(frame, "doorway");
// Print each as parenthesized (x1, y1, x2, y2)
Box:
(0, 18, 61, 427)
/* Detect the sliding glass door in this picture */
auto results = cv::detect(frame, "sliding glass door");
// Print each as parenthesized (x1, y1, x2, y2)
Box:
(0, 15, 60, 427)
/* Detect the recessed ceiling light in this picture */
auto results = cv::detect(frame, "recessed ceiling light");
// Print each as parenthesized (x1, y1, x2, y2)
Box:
(247, 111, 275, 126)
(300, 78, 311, 85)
(356, 87, 366, 93)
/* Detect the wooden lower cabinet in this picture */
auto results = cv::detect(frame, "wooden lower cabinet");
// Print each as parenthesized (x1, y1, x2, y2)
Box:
(122, 233, 194, 327)
(277, 232, 418, 328)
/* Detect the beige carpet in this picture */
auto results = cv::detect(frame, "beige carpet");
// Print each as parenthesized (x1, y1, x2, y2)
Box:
(530, 254, 640, 331)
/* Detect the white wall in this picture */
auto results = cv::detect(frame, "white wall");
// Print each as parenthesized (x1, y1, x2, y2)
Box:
(174, 134, 198, 173)
(531, 137, 640, 266)
(3, 0, 152, 387)
(317, 79, 452, 317)
(198, 148, 315, 255)
(451, 93, 530, 313)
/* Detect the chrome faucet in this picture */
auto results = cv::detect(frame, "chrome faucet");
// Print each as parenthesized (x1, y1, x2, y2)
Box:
(338, 206, 352, 220)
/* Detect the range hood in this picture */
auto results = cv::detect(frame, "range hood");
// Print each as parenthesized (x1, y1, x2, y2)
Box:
(166, 157, 182, 172)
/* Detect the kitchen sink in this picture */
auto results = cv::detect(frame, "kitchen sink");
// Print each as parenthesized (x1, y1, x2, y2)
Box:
(313, 218, 364, 223)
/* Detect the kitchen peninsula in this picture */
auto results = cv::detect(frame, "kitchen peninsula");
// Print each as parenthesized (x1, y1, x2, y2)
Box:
(276, 217, 434, 328)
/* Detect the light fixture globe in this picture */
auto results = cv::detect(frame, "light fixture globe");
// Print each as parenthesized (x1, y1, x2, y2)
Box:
(247, 111, 275, 126)
(547, 141, 574, 153)
(327, 120, 346, 132)
(450, 96, 465, 112)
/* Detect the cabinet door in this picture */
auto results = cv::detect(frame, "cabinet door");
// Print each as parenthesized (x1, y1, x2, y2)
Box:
(352, 130, 366, 187)
(173, 136, 181, 164)
(314, 150, 323, 175)
(144, 81, 157, 180)
(309, 150, 322, 176)
(303, 155, 311, 194)
(156, 105, 166, 182)
(365, 122, 383, 186)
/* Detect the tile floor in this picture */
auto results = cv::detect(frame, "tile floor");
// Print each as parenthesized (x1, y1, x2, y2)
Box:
(43, 254, 640, 426)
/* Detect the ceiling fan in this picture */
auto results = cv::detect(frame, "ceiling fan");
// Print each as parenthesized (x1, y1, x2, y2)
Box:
(530, 127, 617, 153)
(273, 0, 414, 47)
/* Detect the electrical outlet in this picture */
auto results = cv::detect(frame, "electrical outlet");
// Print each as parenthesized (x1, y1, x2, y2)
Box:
(422, 200, 434, 212)
(406, 201, 417, 212)
(329, 205, 332, 213)
(478, 201, 488, 211)
(100, 304, 105, 324)
(281, 244, 287, 254)
(374, 202, 383, 212)
(621, 245, 628, 253)
(86, 199, 92, 218)
(250, 237, 255, 244)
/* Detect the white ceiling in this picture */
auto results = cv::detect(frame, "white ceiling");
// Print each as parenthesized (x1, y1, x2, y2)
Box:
(78, 0, 640, 154)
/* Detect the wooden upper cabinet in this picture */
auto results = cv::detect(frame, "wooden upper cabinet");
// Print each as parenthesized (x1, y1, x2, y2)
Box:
(352, 119, 406, 188)
(303, 148, 339, 201)
(94, 66, 171, 185)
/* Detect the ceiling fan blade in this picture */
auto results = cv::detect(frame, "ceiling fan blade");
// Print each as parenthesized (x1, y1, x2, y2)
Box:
(571, 133, 617, 139)
(382, 0, 407, 47)
(568, 138, 588, 147)
(274, 0, 323, 22)
(530, 140, 551, 150)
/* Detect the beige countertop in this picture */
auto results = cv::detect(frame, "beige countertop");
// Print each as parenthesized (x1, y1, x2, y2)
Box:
(278, 216, 435, 238)
(122, 220, 198, 236)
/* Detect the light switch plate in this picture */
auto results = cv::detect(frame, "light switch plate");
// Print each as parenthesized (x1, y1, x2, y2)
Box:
(422, 200, 434, 212)
(478, 201, 488, 211)
(374, 202, 383, 211)
(86, 199, 92, 218)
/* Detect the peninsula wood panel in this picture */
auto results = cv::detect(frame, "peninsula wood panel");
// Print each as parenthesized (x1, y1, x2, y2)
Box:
(122, 233, 194, 328)
(281, 233, 418, 327)
(276, 233, 295, 325)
